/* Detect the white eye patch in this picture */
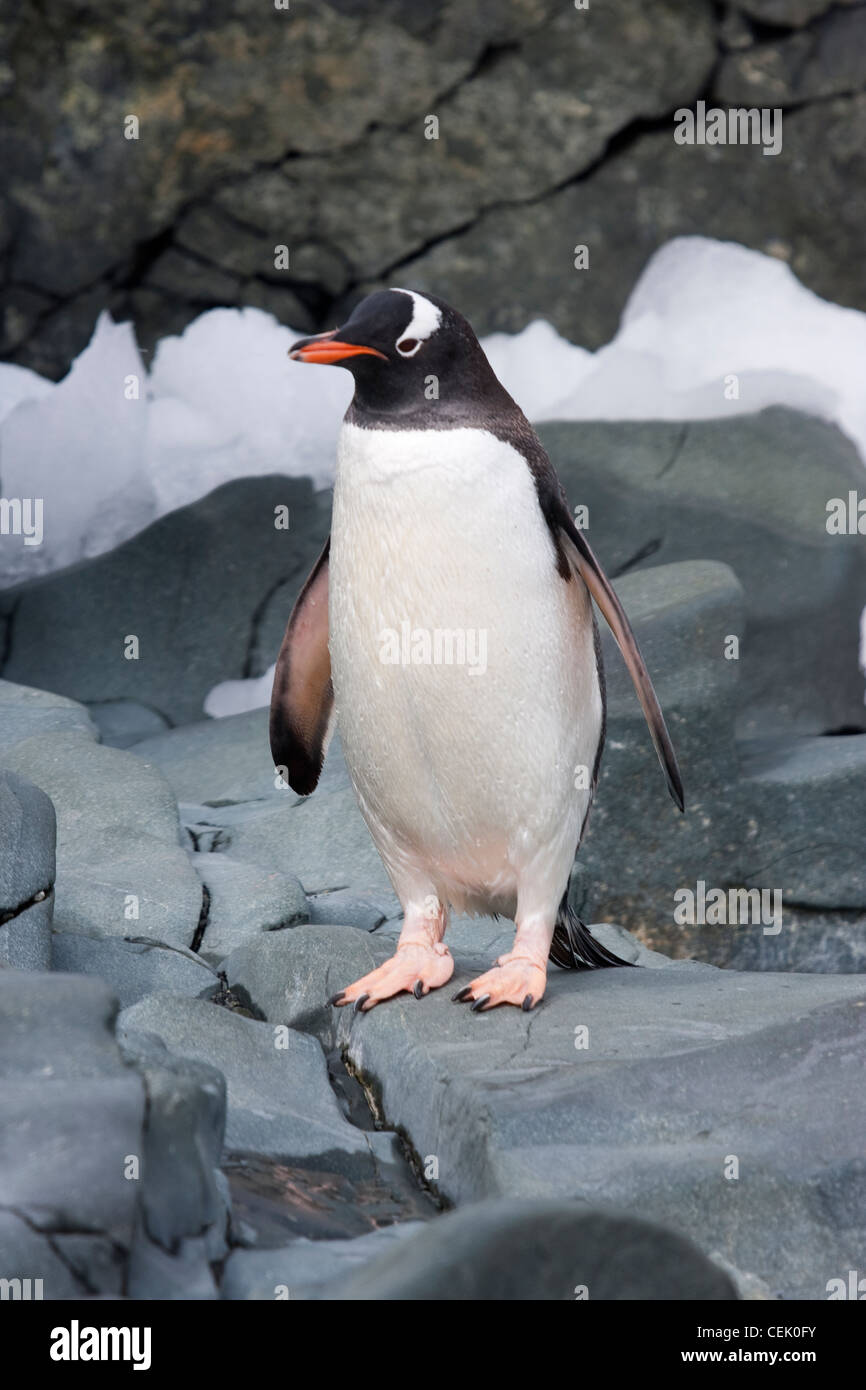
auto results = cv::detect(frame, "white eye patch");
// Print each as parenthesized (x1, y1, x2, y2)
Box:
(390, 288, 441, 356)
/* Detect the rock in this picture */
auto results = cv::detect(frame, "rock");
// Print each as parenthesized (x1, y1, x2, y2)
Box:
(717, 8, 866, 107)
(51, 934, 216, 1008)
(316, 1200, 738, 1300)
(0, 972, 144, 1296)
(133, 709, 280, 807)
(0, 730, 201, 949)
(307, 889, 391, 933)
(85, 699, 171, 749)
(189, 853, 309, 966)
(537, 411, 866, 736)
(577, 560, 744, 930)
(1, 0, 480, 356)
(0, 769, 55, 970)
(0, 1209, 89, 1300)
(232, 924, 866, 1299)
(668, 905, 866, 975)
(221, 1223, 425, 1300)
(223, 925, 383, 1037)
(3, 0, 719, 378)
(198, 1, 714, 292)
(740, 735, 866, 909)
(0, 475, 331, 725)
(215, 779, 400, 906)
(0, 967, 240, 1298)
(400, 94, 866, 349)
(116, 993, 395, 1174)
(0, 678, 98, 753)
(118, 1031, 228, 1262)
(733, 0, 847, 26)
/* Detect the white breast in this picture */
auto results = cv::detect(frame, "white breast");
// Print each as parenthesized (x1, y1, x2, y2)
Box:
(329, 421, 602, 919)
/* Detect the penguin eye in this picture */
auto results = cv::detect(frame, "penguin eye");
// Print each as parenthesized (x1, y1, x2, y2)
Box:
(396, 337, 420, 356)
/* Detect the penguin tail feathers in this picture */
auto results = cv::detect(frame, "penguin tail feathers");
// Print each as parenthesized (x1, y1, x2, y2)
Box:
(548, 896, 636, 971)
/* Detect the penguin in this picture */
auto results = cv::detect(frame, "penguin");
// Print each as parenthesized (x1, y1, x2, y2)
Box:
(271, 288, 683, 1013)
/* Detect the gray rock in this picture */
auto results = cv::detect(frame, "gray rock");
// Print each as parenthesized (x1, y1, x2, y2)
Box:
(0, 769, 55, 970)
(0, 768, 56, 909)
(190, 853, 309, 966)
(219, 782, 400, 905)
(2, 1, 479, 346)
(221, 1223, 424, 1300)
(0, 476, 331, 725)
(541, 410, 866, 737)
(3, 0, 719, 378)
(740, 734, 866, 909)
(0, 897, 54, 972)
(316, 1201, 738, 1301)
(577, 559, 744, 930)
(133, 708, 279, 807)
(119, 1033, 228, 1260)
(223, 925, 380, 1037)
(51, 934, 216, 1008)
(0, 731, 202, 949)
(117, 993, 391, 1173)
(238, 924, 866, 1299)
(0, 972, 144, 1292)
(0, 678, 98, 753)
(0, 1209, 88, 1300)
(127, 1231, 220, 1301)
(307, 889, 391, 933)
(207, 1, 714, 290)
(400, 94, 866, 351)
(669, 905, 866, 975)
(85, 699, 171, 749)
(717, 9, 866, 107)
(733, 0, 848, 26)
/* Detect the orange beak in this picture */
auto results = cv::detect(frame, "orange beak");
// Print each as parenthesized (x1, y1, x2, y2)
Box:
(288, 330, 388, 365)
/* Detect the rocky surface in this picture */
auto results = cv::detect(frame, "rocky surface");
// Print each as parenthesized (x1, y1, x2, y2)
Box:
(225, 923, 866, 1301)
(0, 769, 55, 970)
(0, 971, 227, 1298)
(0, 377, 864, 1297)
(3, 1, 866, 376)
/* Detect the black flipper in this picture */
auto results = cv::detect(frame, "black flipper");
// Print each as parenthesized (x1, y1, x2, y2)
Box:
(548, 893, 636, 970)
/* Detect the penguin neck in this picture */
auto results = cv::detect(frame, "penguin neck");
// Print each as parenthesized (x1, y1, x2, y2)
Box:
(345, 368, 524, 435)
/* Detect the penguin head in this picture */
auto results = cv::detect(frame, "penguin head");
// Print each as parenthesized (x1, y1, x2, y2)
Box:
(289, 288, 501, 415)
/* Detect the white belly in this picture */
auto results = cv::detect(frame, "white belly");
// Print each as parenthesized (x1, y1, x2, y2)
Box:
(329, 422, 602, 919)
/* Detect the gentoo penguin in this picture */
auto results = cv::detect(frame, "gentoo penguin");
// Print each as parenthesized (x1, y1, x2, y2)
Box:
(271, 289, 683, 1013)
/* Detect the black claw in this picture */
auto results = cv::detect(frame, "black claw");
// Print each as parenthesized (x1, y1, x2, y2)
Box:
(353, 993, 370, 1015)
(328, 991, 346, 1007)
(522, 994, 534, 1012)
(452, 985, 472, 1002)
(471, 994, 491, 1013)
(413, 980, 424, 999)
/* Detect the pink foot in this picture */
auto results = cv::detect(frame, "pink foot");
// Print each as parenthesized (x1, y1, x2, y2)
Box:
(452, 951, 547, 1013)
(329, 940, 454, 1013)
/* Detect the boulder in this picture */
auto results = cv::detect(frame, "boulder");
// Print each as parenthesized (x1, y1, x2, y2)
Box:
(316, 1201, 738, 1301)
(117, 993, 396, 1175)
(0, 769, 55, 970)
(0, 729, 201, 949)
(51, 935, 216, 1009)
(189, 853, 309, 966)
(0, 475, 330, 725)
(225, 922, 866, 1300)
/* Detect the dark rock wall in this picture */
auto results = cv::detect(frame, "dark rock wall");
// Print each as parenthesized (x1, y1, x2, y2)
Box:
(2, 0, 864, 378)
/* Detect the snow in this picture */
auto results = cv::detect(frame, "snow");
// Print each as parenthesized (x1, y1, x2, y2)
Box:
(2, 235, 865, 715)
(204, 663, 276, 720)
